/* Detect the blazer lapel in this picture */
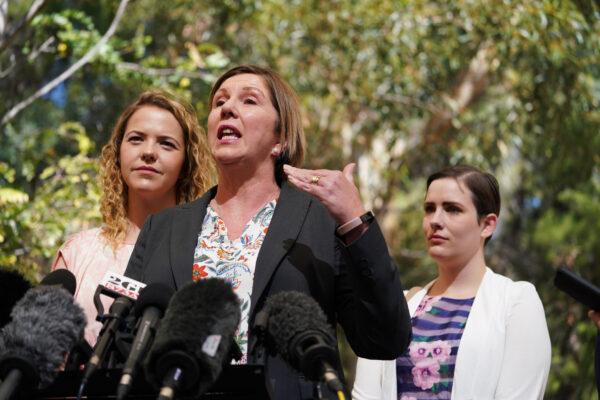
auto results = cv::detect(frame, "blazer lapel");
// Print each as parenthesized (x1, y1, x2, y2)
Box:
(170, 187, 216, 289)
(249, 182, 311, 319)
(452, 268, 495, 399)
(406, 281, 435, 317)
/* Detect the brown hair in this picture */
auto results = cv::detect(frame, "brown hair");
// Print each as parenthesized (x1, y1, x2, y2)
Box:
(100, 90, 214, 249)
(426, 165, 500, 245)
(208, 64, 305, 170)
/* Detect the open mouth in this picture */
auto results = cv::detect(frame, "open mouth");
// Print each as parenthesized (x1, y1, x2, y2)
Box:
(217, 125, 241, 140)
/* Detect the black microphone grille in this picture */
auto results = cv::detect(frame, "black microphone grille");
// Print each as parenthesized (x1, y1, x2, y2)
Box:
(133, 282, 175, 317)
(264, 291, 335, 362)
(41, 269, 77, 296)
(145, 278, 241, 395)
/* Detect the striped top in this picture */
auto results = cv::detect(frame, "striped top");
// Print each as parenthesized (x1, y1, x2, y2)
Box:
(396, 295, 475, 400)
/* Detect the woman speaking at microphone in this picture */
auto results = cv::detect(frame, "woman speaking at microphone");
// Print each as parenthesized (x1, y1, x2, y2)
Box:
(125, 64, 411, 399)
(353, 165, 551, 400)
(52, 90, 213, 346)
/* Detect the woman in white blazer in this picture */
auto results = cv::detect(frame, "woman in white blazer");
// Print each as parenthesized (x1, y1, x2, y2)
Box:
(353, 165, 551, 400)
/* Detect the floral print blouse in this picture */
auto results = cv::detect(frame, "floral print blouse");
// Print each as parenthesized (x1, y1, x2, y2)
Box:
(191, 200, 276, 364)
(396, 295, 475, 399)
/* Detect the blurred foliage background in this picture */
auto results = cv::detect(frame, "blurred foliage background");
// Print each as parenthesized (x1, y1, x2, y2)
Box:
(1, 0, 599, 397)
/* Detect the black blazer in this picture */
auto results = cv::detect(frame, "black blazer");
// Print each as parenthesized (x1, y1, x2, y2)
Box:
(125, 182, 411, 399)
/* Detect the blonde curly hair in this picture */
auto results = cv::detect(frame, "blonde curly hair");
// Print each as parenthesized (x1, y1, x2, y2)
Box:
(100, 90, 214, 250)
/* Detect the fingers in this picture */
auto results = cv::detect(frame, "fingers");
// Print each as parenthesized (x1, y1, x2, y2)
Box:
(283, 165, 327, 185)
(342, 163, 356, 182)
(284, 164, 355, 185)
(283, 165, 342, 195)
(285, 169, 316, 193)
(283, 163, 366, 225)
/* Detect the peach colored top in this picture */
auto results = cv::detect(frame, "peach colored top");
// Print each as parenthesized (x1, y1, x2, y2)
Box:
(52, 227, 134, 346)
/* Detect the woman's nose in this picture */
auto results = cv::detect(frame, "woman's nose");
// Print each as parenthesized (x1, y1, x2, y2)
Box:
(220, 99, 237, 119)
(429, 210, 443, 229)
(430, 220, 443, 230)
(141, 143, 157, 163)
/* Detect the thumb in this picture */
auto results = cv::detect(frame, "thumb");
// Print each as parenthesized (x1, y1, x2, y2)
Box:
(343, 163, 356, 182)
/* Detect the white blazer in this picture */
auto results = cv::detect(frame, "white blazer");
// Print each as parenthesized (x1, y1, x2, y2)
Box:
(352, 268, 551, 400)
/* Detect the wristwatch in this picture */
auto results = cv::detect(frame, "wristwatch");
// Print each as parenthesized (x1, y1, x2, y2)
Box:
(336, 211, 375, 236)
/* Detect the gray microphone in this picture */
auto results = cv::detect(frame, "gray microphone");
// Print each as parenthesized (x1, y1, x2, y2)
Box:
(0, 270, 85, 400)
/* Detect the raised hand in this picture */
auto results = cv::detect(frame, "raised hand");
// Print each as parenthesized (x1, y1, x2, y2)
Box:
(283, 163, 366, 226)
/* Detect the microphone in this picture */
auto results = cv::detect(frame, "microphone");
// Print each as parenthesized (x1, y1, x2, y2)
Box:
(41, 268, 77, 295)
(79, 296, 133, 393)
(255, 291, 347, 397)
(0, 270, 86, 399)
(93, 271, 146, 318)
(116, 283, 174, 400)
(144, 278, 241, 400)
(81, 271, 146, 389)
(0, 269, 32, 329)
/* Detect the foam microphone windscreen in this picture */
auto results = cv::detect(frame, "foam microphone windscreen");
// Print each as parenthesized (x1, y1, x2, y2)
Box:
(0, 284, 86, 388)
(0, 268, 32, 328)
(263, 291, 337, 379)
(41, 268, 77, 296)
(133, 283, 174, 318)
(144, 278, 241, 396)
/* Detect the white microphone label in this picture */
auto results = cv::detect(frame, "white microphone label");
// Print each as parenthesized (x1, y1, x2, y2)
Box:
(99, 271, 146, 300)
(202, 334, 222, 357)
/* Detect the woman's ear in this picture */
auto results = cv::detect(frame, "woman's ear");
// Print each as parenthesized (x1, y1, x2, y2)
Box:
(480, 213, 498, 239)
(271, 143, 282, 157)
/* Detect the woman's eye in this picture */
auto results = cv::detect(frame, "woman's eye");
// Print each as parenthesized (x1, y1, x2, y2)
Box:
(161, 141, 176, 149)
(424, 205, 435, 213)
(244, 98, 257, 105)
(446, 206, 461, 213)
(214, 99, 225, 107)
(128, 135, 142, 142)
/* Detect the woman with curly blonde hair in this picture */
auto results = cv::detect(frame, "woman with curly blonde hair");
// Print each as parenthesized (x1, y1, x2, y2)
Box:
(53, 90, 213, 345)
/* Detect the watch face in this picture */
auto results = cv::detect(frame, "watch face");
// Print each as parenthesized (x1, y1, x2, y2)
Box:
(361, 211, 374, 223)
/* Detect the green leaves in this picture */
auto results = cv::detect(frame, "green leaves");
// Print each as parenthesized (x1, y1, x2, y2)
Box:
(0, 0, 599, 395)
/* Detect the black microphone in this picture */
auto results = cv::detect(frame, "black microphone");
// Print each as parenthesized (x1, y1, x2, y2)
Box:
(78, 273, 146, 398)
(41, 268, 77, 295)
(116, 283, 174, 400)
(80, 297, 132, 390)
(256, 291, 347, 397)
(144, 278, 241, 400)
(0, 270, 85, 400)
(0, 268, 32, 329)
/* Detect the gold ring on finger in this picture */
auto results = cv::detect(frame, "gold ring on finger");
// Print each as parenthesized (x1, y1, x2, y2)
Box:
(310, 175, 320, 185)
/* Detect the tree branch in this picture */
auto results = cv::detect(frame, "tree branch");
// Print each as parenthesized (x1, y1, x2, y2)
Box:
(27, 35, 53, 61)
(420, 43, 492, 143)
(0, 36, 54, 79)
(0, 0, 8, 39)
(372, 42, 494, 226)
(1, 0, 130, 126)
(0, 0, 47, 55)
(118, 61, 211, 79)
